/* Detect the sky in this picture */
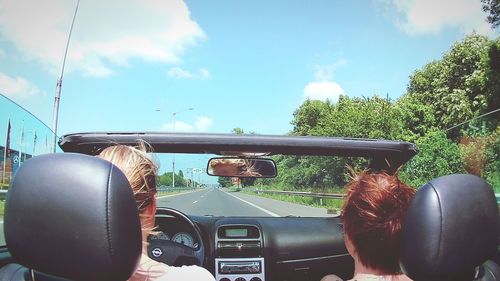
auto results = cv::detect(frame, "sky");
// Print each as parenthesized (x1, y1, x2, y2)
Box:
(0, 0, 498, 178)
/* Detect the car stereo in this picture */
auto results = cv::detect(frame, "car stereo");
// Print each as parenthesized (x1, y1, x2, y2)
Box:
(215, 224, 265, 281)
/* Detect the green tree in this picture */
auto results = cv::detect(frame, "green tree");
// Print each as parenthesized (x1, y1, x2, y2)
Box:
(404, 34, 499, 137)
(285, 96, 409, 189)
(291, 99, 333, 135)
(400, 131, 465, 188)
(292, 95, 409, 140)
(157, 171, 186, 187)
(218, 176, 233, 188)
(241, 177, 257, 187)
(232, 128, 245, 134)
(277, 33, 500, 192)
(175, 170, 186, 187)
(276, 155, 353, 189)
(157, 172, 172, 187)
(482, 0, 500, 28)
(395, 94, 437, 141)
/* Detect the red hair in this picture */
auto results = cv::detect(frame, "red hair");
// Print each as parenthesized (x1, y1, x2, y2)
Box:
(341, 170, 415, 274)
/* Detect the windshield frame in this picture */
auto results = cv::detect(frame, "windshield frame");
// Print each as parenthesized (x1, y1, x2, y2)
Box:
(59, 132, 418, 170)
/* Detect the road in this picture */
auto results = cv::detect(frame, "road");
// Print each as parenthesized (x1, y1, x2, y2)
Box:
(157, 188, 335, 217)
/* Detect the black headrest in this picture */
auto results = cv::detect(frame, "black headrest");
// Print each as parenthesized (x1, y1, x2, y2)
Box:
(400, 174, 500, 281)
(4, 153, 142, 281)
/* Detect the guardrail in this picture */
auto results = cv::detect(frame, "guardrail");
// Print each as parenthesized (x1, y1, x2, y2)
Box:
(255, 189, 344, 199)
(253, 189, 344, 206)
(256, 190, 500, 205)
(157, 186, 197, 192)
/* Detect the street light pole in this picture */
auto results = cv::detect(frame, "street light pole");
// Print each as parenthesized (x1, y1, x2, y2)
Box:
(170, 107, 193, 188)
(51, 0, 80, 152)
(172, 112, 176, 189)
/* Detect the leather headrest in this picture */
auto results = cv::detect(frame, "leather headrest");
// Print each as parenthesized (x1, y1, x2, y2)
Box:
(4, 153, 142, 281)
(400, 174, 499, 281)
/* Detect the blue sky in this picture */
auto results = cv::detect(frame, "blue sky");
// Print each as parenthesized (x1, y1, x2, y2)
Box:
(0, 0, 498, 178)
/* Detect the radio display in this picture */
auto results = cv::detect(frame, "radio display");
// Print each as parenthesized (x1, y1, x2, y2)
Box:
(218, 225, 260, 239)
(225, 228, 248, 237)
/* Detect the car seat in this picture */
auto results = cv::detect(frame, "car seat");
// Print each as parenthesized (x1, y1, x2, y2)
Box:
(0, 153, 142, 281)
(399, 174, 500, 281)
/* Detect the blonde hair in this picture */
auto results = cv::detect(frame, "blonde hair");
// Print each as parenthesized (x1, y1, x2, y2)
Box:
(97, 143, 158, 240)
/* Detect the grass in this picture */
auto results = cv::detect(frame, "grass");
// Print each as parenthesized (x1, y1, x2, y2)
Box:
(226, 186, 242, 192)
(0, 201, 4, 217)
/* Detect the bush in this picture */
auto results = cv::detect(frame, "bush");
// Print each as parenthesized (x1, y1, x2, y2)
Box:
(400, 131, 464, 188)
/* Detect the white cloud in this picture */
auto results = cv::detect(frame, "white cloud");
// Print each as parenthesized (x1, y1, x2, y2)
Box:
(161, 116, 213, 132)
(167, 67, 210, 80)
(167, 67, 194, 79)
(0, 72, 41, 100)
(314, 59, 347, 81)
(303, 59, 346, 102)
(0, 0, 206, 77)
(195, 116, 213, 131)
(304, 81, 345, 103)
(162, 121, 193, 132)
(385, 0, 495, 36)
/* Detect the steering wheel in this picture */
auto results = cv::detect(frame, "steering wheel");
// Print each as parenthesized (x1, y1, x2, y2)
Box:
(147, 207, 205, 267)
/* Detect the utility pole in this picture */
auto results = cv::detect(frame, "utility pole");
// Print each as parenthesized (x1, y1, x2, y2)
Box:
(170, 108, 193, 188)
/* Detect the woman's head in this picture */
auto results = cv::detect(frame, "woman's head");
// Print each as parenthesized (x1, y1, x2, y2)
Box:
(341, 170, 415, 274)
(97, 143, 158, 240)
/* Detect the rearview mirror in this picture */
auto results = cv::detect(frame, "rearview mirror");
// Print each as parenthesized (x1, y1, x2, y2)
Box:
(207, 157, 277, 178)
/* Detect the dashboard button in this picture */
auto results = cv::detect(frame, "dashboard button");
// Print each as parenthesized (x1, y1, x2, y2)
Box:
(250, 278, 262, 281)
(235, 278, 246, 281)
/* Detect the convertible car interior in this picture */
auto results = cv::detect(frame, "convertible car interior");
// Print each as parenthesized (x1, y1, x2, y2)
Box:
(0, 132, 497, 281)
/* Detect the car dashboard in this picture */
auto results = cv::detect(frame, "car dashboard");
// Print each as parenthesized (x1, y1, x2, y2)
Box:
(152, 216, 201, 249)
(153, 214, 354, 281)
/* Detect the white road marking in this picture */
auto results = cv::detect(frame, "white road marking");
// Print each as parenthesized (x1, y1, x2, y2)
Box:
(157, 189, 201, 199)
(223, 191, 280, 217)
(193, 200, 199, 204)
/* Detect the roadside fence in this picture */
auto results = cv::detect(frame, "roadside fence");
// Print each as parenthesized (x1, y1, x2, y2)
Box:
(253, 189, 344, 206)
(254, 190, 500, 205)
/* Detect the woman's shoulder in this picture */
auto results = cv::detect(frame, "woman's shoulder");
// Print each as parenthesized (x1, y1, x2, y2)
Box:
(132, 254, 215, 281)
(166, 265, 215, 280)
(347, 274, 412, 281)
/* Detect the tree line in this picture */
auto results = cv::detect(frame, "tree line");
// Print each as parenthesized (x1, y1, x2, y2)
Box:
(229, 34, 499, 191)
(158, 170, 203, 188)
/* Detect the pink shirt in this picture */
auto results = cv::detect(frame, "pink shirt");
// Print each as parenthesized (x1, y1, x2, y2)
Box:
(348, 273, 412, 281)
(129, 254, 215, 281)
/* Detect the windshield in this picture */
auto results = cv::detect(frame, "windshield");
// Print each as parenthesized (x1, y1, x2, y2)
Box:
(0, 0, 498, 244)
(153, 153, 369, 217)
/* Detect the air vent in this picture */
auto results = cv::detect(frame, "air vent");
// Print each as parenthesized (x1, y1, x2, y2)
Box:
(218, 241, 261, 250)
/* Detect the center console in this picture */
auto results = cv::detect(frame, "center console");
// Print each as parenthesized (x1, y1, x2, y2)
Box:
(215, 224, 265, 281)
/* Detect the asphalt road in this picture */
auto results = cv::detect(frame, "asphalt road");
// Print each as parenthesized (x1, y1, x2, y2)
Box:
(157, 188, 336, 217)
